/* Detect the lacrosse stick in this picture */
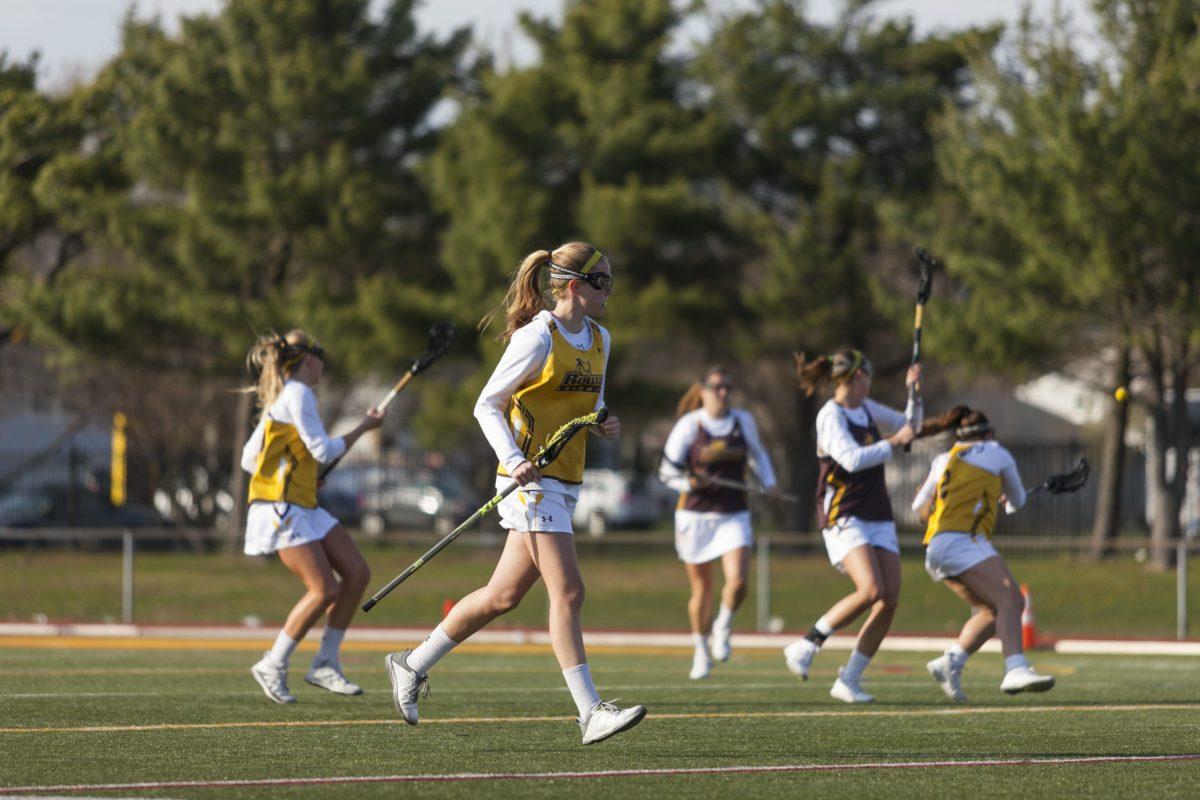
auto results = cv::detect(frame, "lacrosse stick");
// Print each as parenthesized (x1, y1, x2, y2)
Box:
(692, 473, 801, 503)
(319, 321, 455, 479)
(362, 407, 609, 611)
(1026, 458, 1090, 496)
(903, 248, 937, 451)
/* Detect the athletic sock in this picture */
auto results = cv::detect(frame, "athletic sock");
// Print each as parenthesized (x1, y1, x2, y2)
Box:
(692, 632, 709, 655)
(842, 649, 872, 683)
(1004, 654, 1031, 672)
(314, 627, 346, 666)
(713, 604, 734, 634)
(948, 644, 969, 664)
(805, 616, 835, 647)
(267, 631, 299, 669)
(407, 624, 459, 674)
(563, 663, 603, 718)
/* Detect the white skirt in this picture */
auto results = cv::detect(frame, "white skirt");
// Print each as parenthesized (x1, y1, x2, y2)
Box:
(244, 501, 339, 556)
(925, 532, 999, 581)
(821, 517, 899, 572)
(497, 486, 577, 534)
(674, 509, 753, 564)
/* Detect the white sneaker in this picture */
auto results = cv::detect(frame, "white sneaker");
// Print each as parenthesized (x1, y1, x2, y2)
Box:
(830, 667, 874, 703)
(1000, 665, 1055, 694)
(689, 649, 712, 680)
(306, 660, 363, 696)
(384, 650, 429, 724)
(783, 638, 819, 681)
(926, 653, 967, 702)
(251, 654, 296, 704)
(579, 700, 647, 745)
(710, 626, 731, 662)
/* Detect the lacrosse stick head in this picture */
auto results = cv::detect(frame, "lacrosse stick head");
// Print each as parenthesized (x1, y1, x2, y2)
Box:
(915, 247, 937, 305)
(1045, 458, 1090, 494)
(411, 321, 456, 374)
(533, 407, 609, 469)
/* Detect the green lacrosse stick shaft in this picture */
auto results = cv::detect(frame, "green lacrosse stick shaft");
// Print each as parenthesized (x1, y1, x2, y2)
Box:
(362, 407, 608, 612)
(361, 485, 515, 612)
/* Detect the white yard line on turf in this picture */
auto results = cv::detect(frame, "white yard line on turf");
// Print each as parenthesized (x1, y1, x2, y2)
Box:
(2, 703, 1198, 736)
(3, 754, 1199, 793)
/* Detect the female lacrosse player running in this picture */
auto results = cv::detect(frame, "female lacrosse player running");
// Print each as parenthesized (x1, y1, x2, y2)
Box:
(660, 366, 780, 679)
(913, 407, 1054, 701)
(241, 330, 384, 704)
(782, 350, 917, 702)
(384, 243, 646, 745)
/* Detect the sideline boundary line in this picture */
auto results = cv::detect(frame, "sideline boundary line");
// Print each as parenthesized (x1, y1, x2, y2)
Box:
(4, 754, 1199, 793)
(3, 702, 1198, 735)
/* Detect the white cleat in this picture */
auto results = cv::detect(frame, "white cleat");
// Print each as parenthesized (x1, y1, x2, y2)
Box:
(1001, 665, 1055, 694)
(710, 626, 731, 662)
(830, 667, 874, 704)
(306, 660, 363, 696)
(579, 700, 647, 745)
(384, 650, 429, 724)
(251, 654, 296, 705)
(783, 638, 819, 681)
(689, 649, 712, 680)
(926, 653, 967, 702)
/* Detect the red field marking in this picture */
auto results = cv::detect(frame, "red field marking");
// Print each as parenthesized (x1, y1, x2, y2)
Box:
(3, 754, 1199, 793)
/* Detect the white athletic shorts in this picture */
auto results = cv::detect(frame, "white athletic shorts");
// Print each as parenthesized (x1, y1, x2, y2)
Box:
(924, 532, 999, 582)
(497, 486, 576, 534)
(244, 501, 339, 556)
(674, 509, 753, 565)
(821, 517, 899, 572)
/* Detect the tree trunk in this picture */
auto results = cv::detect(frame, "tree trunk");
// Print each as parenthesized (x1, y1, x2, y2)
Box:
(1089, 348, 1130, 561)
(226, 390, 253, 553)
(790, 390, 819, 535)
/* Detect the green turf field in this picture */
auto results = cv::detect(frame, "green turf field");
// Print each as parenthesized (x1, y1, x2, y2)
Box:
(0, 642, 1198, 798)
(2, 542, 1198, 639)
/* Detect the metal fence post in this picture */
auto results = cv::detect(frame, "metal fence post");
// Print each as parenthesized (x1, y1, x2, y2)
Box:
(122, 529, 134, 625)
(756, 535, 770, 632)
(1177, 539, 1187, 641)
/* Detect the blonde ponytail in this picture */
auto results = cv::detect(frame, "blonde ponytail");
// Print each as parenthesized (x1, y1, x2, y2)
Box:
(675, 383, 704, 418)
(478, 242, 606, 342)
(242, 329, 320, 418)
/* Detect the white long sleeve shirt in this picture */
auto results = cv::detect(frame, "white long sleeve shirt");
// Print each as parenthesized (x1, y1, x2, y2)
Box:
(659, 408, 778, 494)
(473, 310, 610, 495)
(911, 439, 1026, 516)
(815, 398, 905, 473)
(240, 380, 346, 473)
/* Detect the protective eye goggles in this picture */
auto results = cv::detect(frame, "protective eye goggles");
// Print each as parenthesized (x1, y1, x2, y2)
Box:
(549, 249, 613, 291)
(281, 341, 328, 368)
(832, 350, 872, 380)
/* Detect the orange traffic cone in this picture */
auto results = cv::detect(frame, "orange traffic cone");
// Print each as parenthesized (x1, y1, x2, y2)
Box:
(1020, 583, 1037, 650)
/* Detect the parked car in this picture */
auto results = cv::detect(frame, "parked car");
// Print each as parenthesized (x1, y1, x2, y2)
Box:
(0, 485, 169, 528)
(318, 465, 476, 536)
(573, 469, 662, 536)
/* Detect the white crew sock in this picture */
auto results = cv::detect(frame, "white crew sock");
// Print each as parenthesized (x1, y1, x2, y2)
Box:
(563, 663, 603, 718)
(1004, 654, 1031, 672)
(314, 627, 346, 666)
(841, 649, 872, 683)
(948, 644, 969, 664)
(814, 616, 835, 637)
(693, 632, 710, 655)
(407, 625, 459, 674)
(267, 631, 299, 669)
(713, 604, 734, 634)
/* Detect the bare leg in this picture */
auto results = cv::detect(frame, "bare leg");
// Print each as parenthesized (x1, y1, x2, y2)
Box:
(852, 547, 901, 658)
(439, 532, 541, 642)
(822, 545, 886, 631)
(685, 561, 716, 635)
(953, 556, 1025, 657)
(318, 526, 371, 630)
(276, 542, 339, 641)
(522, 532, 588, 669)
(719, 546, 750, 612)
(943, 576, 997, 654)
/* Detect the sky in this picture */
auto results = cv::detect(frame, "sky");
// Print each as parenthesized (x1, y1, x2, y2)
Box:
(4, 0, 1093, 89)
